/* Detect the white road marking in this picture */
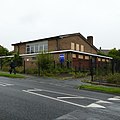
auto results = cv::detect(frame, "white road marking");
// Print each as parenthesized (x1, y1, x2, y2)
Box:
(108, 98, 120, 101)
(22, 90, 86, 108)
(57, 96, 85, 99)
(25, 88, 100, 101)
(0, 84, 6, 86)
(96, 100, 112, 104)
(114, 96, 120, 99)
(0, 82, 14, 86)
(87, 103, 106, 108)
(26, 88, 42, 92)
(22, 88, 108, 109)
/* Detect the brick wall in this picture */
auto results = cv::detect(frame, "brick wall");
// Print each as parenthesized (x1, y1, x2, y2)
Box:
(14, 44, 26, 54)
(48, 35, 97, 54)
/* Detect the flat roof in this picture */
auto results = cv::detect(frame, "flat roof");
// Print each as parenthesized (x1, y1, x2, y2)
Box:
(0, 50, 112, 59)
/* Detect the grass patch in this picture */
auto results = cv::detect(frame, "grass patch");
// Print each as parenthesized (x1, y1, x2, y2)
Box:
(0, 72, 25, 78)
(78, 84, 120, 95)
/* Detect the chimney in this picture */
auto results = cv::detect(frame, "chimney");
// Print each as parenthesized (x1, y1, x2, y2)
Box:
(87, 36, 93, 45)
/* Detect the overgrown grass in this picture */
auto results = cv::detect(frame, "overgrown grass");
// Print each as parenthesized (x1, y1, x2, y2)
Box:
(94, 73, 120, 85)
(0, 72, 25, 78)
(78, 84, 120, 94)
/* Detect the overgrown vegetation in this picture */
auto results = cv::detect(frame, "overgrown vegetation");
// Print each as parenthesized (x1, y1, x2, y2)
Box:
(94, 73, 120, 85)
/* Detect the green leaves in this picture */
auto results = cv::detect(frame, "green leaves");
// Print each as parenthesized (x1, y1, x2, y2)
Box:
(0, 45, 9, 56)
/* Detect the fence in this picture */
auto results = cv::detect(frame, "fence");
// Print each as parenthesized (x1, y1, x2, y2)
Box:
(0, 57, 119, 76)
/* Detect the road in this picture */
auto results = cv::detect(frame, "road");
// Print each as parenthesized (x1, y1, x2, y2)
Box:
(0, 76, 120, 120)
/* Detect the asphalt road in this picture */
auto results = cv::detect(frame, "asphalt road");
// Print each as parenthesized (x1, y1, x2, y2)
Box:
(0, 76, 120, 120)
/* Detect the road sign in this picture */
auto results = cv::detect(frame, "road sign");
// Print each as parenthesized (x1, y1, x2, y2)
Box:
(59, 54, 64, 63)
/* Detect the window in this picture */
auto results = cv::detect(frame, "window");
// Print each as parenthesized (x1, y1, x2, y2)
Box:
(85, 56, 89, 60)
(78, 55, 83, 59)
(32, 57, 36, 60)
(102, 59, 105, 62)
(81, 45, 84, 52)
(98, 58, 101, 61)
(26, 45, 30, 54)
(71, 42, 75, 50)
(39, 45, 43, 52)
(30, 45, 34, 53)
(72, 54, 76, 58)
(76, 44, 79, 51)
(35, 44, 39, 53)
(106, 59, 109, 62)
(26, 41, 48, 54)
(44, 44, 48, 52)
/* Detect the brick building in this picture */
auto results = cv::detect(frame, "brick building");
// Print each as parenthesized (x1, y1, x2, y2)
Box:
(12, 33, 112, 70)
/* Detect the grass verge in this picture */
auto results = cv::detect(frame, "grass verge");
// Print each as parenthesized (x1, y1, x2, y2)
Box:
(0, 72, 25, 78)
(78, 84, 120, 95)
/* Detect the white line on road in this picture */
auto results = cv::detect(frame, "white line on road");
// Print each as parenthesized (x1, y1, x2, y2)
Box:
(22, 90, 86, 108)
(0, 84, 6, 86)
(22, 88, 108, 109)
(26, 88, 100, 101)
(96, 100, 112, 104)
(108, 98, 120, 101)
(0, 82, 14, 86)
(57, 96, 85, 99)
(86, 103, 106, 108)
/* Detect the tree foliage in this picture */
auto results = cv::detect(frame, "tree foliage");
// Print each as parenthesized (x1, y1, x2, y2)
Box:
(36, 52, 53, 71)
(0, 45, 9, 56)
(13, 53, 22, 66)
(108, 48, 120, 60)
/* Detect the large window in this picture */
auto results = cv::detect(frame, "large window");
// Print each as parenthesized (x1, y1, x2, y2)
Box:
(26, 41, 48, 54)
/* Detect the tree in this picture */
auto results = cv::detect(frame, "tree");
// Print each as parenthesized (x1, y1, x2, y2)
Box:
(36, 52, 53, 75)
(13, 52, 22, 66)
(108, 48, 120, 72)
(0, 45, 9, 56)
(108, 48, 120, 60)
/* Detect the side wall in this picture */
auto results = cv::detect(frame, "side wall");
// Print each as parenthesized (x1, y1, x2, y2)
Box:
(48, 35, 97, 54)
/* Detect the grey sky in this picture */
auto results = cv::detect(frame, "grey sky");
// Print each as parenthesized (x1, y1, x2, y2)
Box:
(0, 0, 120, 51)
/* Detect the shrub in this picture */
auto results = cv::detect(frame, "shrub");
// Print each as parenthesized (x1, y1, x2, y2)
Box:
(105, 73, 120, 84)
(25, 68, 38, 75)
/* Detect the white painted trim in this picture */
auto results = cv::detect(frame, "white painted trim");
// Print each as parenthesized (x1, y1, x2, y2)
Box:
(0, 49, 113, 59)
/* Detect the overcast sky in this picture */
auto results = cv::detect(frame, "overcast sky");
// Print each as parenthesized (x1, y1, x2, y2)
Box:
(0, 0, 120, 51)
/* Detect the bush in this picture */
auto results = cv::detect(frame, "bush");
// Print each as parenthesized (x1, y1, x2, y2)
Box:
(25, 68, 38, 75)
(15, 66, 24, 74)
(2, 66, 9, 72)
(105, 73, 120, 84)
(70, 71, 88, 78)
(94, 73, 120, 85)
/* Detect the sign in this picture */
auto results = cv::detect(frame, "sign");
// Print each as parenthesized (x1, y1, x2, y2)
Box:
(59, 54, 65, 63)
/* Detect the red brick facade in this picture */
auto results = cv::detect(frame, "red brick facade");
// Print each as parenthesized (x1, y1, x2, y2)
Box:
(12, 33, 112, 70)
